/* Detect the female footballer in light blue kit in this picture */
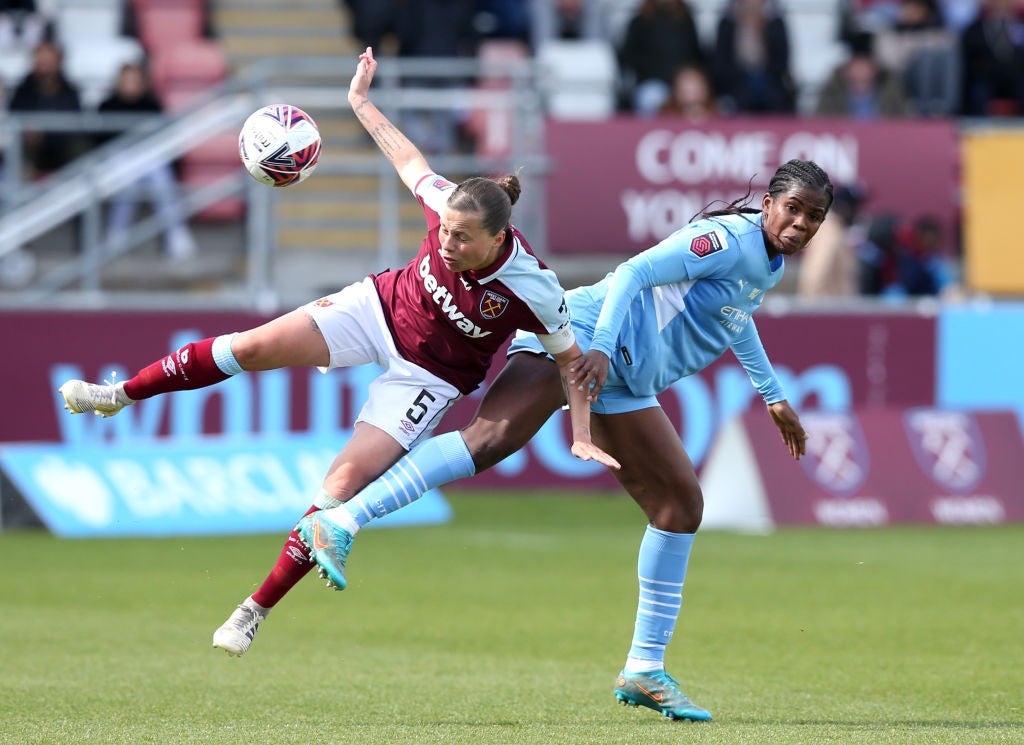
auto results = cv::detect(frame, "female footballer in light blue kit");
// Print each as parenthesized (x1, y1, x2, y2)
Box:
(300, 159, 834, 721)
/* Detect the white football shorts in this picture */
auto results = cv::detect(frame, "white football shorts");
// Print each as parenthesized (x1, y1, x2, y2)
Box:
(302, 277, 461, 450)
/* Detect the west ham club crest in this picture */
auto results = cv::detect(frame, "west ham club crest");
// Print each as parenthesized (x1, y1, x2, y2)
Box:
(480, 290, 509, 319)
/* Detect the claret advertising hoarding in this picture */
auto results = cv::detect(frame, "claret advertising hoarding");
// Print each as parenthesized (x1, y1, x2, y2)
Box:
(3, 305, 1024, 533)
(546, 118, 958, 255)
(1, 310, 935, 489)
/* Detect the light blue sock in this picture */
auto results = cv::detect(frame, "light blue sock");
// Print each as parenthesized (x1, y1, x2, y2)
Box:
(625, 526, 694, 672)
(339, 431, 476, 531)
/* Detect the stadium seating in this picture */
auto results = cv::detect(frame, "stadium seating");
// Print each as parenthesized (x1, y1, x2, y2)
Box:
(133, 2, 205, 56)
(53, 0, 124, 48)
(63, 36, 146, 110)
(535, 39, 618, 120)
(149, 38, 228, 110)
(463, 39, 529, 158)
(0, 45, 30, 89)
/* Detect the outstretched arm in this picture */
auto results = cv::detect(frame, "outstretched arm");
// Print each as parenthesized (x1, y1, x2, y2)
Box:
(348, 46, 431, 191)
(553, 344, 620, 470)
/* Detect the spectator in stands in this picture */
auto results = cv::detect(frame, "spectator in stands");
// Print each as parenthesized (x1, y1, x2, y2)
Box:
(712, 0, 796, 114)
(873, 0, 960, 115)
(472, 0, 531, 45)
(392, 0, 478, 154)
(938, 0, 980, 32)
(893, 214, 958, 295)
(96, 62, 196, 261)
(657, 63, 717, 120)
(396, 0, 477, 57)
(342, 0, 400, 52)
(7, 37, 85, 178)
(895, 0, 945, 28)
(617, 0, 704, 116)
(815, 33, 912, 117)
(839, 0, 905, 42)
(959, 0, 1024, 116)
(554, 0, 585, 39)
(797, 183, 867, 299)
(530, 0, 602, 42)
(346, 0, 476, 57)
(858, 213, 957, 296)
(858, 213, 904, 295)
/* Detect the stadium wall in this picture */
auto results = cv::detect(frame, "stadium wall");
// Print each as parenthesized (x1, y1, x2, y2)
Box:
(544, 118, 959, 258)
(0, 304, 1018, 463)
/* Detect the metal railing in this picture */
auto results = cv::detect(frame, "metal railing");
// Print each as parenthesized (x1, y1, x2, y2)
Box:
(0, 55, 546, 310)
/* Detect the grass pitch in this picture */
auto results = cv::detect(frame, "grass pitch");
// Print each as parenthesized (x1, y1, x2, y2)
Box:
(1, 492, 1021, 744)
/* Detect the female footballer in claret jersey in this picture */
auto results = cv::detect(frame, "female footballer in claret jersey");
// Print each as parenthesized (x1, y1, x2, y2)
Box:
(301, 159, 833, 721)
(58, 47, 617, 656)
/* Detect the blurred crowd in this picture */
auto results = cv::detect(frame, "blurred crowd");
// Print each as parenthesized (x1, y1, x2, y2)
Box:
(3, 0, 1021, 294)
(794, 183, 961, 301)
(0, 0, 218, 262)
(339, 0, 1024, 121)
(340, 0, 1009, 300)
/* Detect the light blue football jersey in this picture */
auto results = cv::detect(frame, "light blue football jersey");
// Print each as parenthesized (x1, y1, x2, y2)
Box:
(573, 212, 786, 403)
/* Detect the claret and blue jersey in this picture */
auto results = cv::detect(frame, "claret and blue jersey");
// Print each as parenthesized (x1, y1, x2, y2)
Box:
(372, 173, 573, 395)
(576, 212, 787, 403)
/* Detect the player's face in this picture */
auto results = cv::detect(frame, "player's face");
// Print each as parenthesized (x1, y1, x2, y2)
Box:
(438, 208, 506, 272)
(761, 187, 830, 258)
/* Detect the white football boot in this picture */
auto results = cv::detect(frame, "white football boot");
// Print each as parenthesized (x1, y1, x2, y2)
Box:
(59, 377, 134, 417)
(212, 599, 269, 657)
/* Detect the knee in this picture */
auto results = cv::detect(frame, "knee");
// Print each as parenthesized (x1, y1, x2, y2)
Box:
(321, 466, 373, 504)
(634, 481, 703, 534)
(461, 418, 523, 472)
(228, 331, 263, 371)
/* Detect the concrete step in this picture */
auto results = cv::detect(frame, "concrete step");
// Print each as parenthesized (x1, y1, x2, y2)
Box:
(213, 8, 344, 31)
(275, 200, 422, 221)
(221, 35, 350, 59)
(276, 226, 424, 251)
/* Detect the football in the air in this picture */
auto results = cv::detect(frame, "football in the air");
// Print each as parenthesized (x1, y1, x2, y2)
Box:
(238, 104, 321, 187)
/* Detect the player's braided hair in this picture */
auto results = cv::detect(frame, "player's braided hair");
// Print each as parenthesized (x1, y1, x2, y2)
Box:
(768, 159, 834, 211)
(449, 174, 522, 237)
(693, 159, 834, 221)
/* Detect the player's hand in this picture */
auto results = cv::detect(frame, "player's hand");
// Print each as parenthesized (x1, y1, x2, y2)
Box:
(571, 440, 621, 470)
(768, 400, 808, 461)
(568, 350, 610, 401)
(349, 46, 376, 101)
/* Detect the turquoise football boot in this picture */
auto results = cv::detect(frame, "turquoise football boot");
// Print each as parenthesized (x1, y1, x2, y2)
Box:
(614, 669, 712, 721)
(296, 513, 353, 590)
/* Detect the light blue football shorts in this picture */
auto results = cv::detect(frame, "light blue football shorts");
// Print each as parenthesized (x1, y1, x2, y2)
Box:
(507, 329, 660, 416)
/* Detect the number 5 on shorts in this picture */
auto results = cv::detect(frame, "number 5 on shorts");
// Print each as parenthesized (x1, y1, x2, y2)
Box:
(406, 389, 437, 424)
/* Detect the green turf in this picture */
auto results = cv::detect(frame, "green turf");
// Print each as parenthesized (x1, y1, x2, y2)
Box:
(1, 492, 1021, 744)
